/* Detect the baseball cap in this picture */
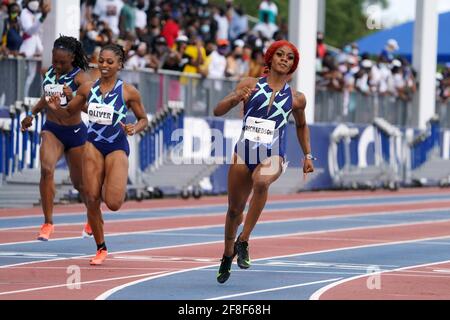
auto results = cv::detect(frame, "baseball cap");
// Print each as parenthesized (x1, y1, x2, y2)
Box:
(387, 39, 399, 51)
(176, 35, 189, 43)
(217, 39, 229, 47)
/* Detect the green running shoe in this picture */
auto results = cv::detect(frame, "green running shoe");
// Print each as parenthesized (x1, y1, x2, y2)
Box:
(217, 255, 233, 284)
(234, 234, 251, 269)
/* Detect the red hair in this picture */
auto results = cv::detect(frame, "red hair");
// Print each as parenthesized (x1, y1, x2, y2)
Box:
(264, 40, 300, 74)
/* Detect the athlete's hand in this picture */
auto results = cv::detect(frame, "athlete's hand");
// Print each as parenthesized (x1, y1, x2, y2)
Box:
(47, 95, 61, 111)
(63, 83, 73, 101)
(21, 115, 33, 132)
(120, 121, 136, 136)
(235, 87, 256, 103)
(302, 159, 314, 181)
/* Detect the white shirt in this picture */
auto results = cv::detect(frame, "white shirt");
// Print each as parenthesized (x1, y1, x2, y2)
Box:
(135, 9, 147, 29)
(214, 14, 229, 41)
(252, 22, 278, 40)
(94, 0, 124, 36)
(208, 51, 227, 79)
(19, 8, 43, 57)
(125, 54, 148, 69)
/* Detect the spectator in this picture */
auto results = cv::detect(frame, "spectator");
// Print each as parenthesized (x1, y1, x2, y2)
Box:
(80, 0, 95, 30)
(19, 0, 51, 58)
(161, 34, 190, 72)
(149, 35, 170, 70)
(199, 40, 215, 77)
(205, 39, 228, 93)
(2, 2, 22, 56)
(207, 38, 227, 79)
(258, 0, 277, 24)
(125, 41, 149, 70)
(160, 13, 179, 49)
(93, 0, 124, 38)
(135, 0, 147, 33)
(119, 0, 136, 39)
(390, 59, 409, 101)
(371, 54, 391, 95)
(0, 1, 8, 39)
(442, 63, 450, 102)
(213, 6, 229, 41)
(183, 33, 206, 75)
(381, 38, 399, 63)
(246, 47, 265, 78)
(226, 39, 247, 79)
(355, 59, 373, 95)
(316, 31, 327, 60)
(229, 5, 248, 41)
(253, 11, 278, 41)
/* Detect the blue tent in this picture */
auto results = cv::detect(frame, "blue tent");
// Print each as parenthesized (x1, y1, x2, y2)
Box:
(356, 11, 450, 64)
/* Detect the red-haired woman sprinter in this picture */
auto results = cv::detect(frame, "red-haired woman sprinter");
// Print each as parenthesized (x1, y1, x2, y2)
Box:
(213, 40, 315, 283)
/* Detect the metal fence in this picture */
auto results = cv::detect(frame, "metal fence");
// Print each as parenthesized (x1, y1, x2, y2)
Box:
(120, 68, 241, 118)
(1, 57, 449, 127)
(0, 57, 42, 107)
(314, 89, 423, 127)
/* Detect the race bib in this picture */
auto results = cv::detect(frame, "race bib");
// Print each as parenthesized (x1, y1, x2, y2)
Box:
(44, 84, 67, 106)
(243, 116, 276, 144)
(87, 103, 114, 125)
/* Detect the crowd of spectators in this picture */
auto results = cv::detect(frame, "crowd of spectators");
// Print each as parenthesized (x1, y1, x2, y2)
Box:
(0, 0, 449, 103)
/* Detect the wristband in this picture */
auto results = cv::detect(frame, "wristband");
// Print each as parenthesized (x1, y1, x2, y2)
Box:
(27, 111, 34, 117)
(305, 153, 317, 161)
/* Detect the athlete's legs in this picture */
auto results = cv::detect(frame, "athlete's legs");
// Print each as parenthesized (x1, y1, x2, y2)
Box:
(222, 153, 253, 257)
(65, 144, 86, 204)
(82, 142, 105, 245)
(239, 155, 284, 241)
(102, 150, 129, 212)
(39, 131, 64, 224)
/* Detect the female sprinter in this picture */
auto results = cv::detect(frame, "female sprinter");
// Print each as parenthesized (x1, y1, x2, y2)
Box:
(214, 40, 315, 283)
(21, 35, 92, 241)
(47, 44, 148, 265)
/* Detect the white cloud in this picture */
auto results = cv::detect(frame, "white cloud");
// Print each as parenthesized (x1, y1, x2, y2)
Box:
(379, 0, 450, 27)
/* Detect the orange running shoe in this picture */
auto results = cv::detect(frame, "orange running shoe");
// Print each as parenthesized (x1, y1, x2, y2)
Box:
(37, 223, 54, 241)
(90, 249, 108, 265)
(82, 223, 93, 238)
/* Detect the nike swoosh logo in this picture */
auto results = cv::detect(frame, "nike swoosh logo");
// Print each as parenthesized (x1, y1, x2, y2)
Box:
(279, 92, 286, 97)
(74, 128, 81, 133)
(255, 120, 265, 124)
(108, 93, 118, 98)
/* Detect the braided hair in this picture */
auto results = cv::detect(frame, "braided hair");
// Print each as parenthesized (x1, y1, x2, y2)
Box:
(53, 35, 89, 70)
(100, 44, 126, 68)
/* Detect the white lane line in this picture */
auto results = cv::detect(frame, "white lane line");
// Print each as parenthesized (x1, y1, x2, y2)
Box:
(207, 278, 343, 300)
(2, 205, 450, 246)
(2, 193, 449, 221)
(0, 270, 169, 296)
(3, 219, 450, 270)
(95, 234, 450, 300)
(309, 259, 450, 300)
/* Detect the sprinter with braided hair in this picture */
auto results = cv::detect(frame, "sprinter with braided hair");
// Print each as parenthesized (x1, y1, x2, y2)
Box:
(21, 35, 93, 241)
(47, 44, 148, 265)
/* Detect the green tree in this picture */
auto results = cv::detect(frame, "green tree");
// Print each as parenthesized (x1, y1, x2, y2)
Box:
(325, 0, 389, 48)
(209, 0, 389, 47)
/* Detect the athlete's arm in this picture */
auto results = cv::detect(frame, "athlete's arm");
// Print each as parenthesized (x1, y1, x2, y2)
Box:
(213, 77, 257, 116)
(63, 70, 92, 102)
(291, 90, 314, 174)
(121, 83, 149, 136)
(47, 81, 92, 116)
(20, 96, 46, 131)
